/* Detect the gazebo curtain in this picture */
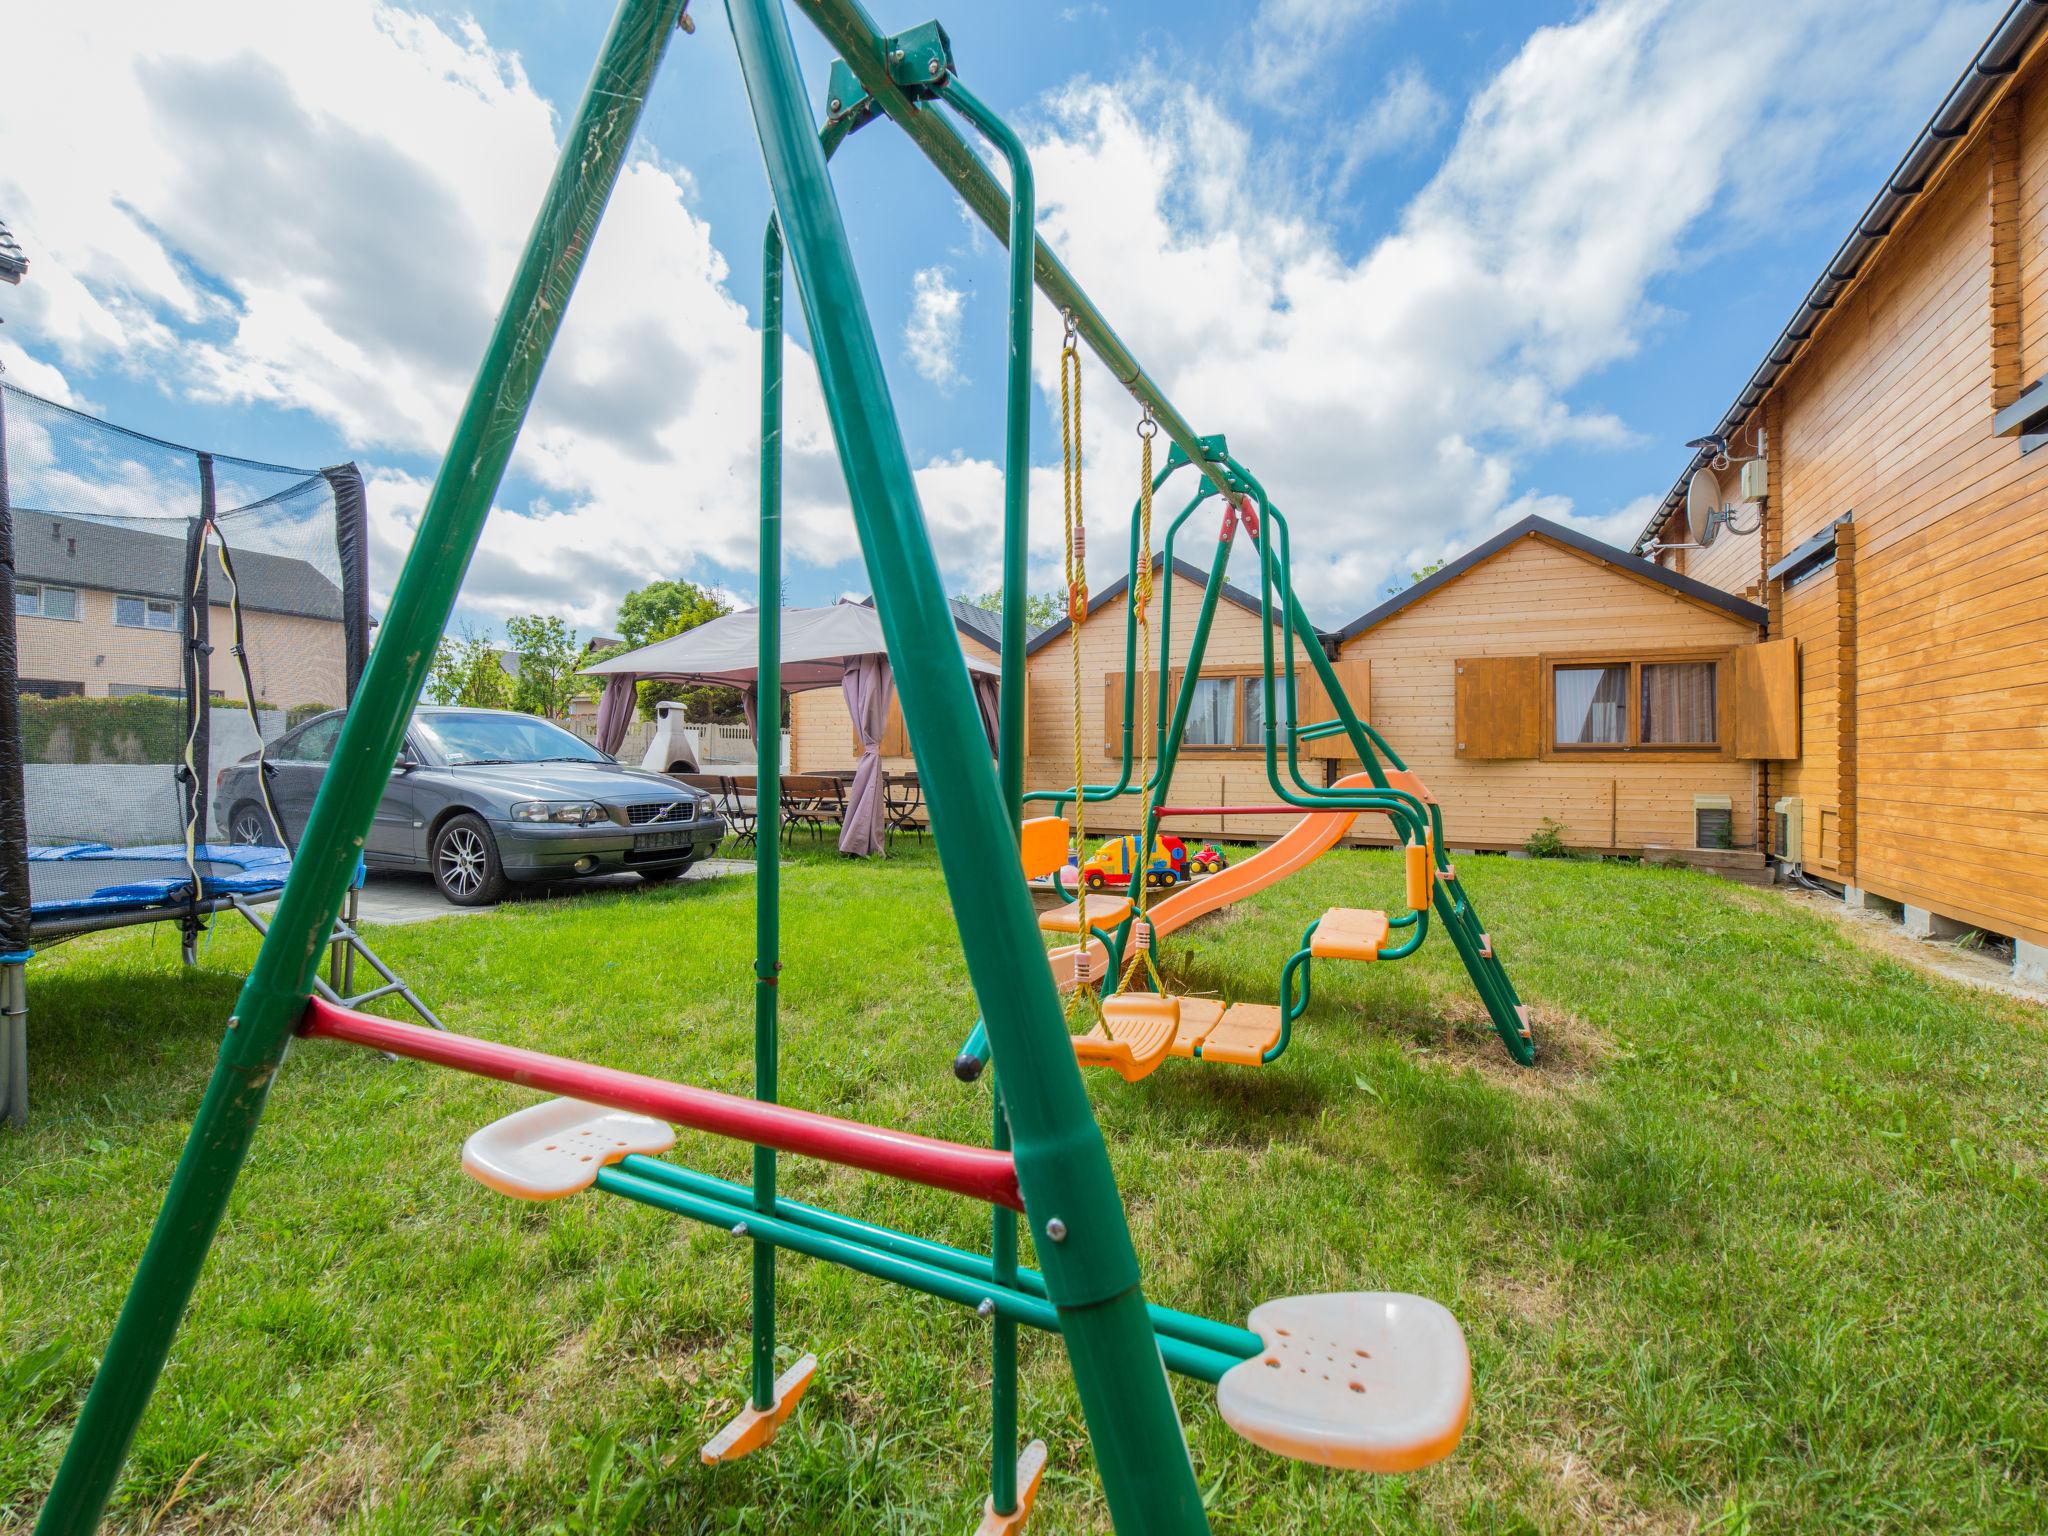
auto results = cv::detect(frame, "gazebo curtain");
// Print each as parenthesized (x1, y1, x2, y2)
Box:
(840, 655, 893, 857)
(594, 675, 637, 757)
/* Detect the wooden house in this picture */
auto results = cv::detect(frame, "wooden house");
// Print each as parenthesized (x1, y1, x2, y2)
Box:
(1633, 5, 2048, 981)
(1328, 516, 1772, 855)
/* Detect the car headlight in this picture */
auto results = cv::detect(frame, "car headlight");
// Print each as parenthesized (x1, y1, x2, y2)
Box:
(510, 800, 605, 825)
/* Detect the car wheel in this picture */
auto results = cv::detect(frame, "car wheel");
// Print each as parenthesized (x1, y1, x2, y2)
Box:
(432, 813, 507, 906)
(228, 801, 278, 847)
(639, 860, 693, 882)
(1085, 870, 1105, 891)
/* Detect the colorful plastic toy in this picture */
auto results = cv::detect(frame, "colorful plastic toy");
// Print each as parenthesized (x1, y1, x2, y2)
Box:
(30, 11, 1477, 1536)
(1080, 833, 1186, 891)
(1188, 844, 1228, 876)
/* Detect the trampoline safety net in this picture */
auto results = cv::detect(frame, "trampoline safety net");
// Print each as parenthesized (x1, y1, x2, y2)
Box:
(0, 381, 369, 949)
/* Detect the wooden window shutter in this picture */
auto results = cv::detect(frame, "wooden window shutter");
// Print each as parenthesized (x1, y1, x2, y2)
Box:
(1731, 639, 1799, 759)
(1103, 671, 1125, 756)
(1295, 658, 1371, 759)
(850, 695, 911, 757)
(1454, 656, 1540, 758)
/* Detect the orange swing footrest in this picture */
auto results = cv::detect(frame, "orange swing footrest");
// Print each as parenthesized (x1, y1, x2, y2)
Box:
(1309, 907, 1392, 961)
(1072, 992, 1181, 1082)
(1198, 1004, 1284, 1065)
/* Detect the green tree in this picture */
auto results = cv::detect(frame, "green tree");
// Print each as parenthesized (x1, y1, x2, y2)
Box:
(959, 587, 1060, 632)
(617, 579, 728, 649)
(601, 578, 738, 722)
(424, 625, 512, 709)
(504, 613, 583, 719)
(1384, 559, 1445, 598)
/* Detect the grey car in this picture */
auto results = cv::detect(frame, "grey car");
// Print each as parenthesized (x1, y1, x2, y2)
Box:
(212, 706, 724, 906)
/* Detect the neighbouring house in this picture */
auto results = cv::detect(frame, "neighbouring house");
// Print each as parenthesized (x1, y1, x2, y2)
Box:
(787, 597, 1018, 773)
(13, 512, 348, 709)
(1328, 516, 1772, 855)
(1632, 6, 2048, 979)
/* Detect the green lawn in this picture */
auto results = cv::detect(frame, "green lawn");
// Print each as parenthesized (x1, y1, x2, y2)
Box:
(4, 845, 2046, 1534)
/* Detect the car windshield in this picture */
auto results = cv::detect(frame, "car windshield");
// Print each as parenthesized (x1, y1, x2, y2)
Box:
(413, 711, 612, 768)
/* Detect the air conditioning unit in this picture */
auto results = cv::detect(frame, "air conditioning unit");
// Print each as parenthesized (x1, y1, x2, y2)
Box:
(1693, 794, 1733, 850)
(1773, 796, 1803, 863)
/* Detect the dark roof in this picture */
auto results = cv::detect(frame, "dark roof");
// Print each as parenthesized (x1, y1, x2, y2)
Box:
(1026, 553, 1303, 656)
(0, 219, 25, 286)
(1331, 515, 1768, 642)
(14, 512, 343, 622)
(856, 594, 1040, 653)
(1633, 1, 2048, 552)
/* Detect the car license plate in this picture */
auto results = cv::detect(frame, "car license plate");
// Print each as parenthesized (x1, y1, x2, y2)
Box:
(636, 829, 691, 851)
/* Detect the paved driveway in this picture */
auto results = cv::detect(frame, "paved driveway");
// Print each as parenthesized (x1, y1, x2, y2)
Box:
(352, 860, 748, 926)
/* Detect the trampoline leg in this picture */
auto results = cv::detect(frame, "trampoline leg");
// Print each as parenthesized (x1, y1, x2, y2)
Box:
(3, 961, 27, 1130)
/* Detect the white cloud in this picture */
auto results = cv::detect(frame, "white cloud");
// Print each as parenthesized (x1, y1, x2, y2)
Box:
(1250, 0, 1402, 104)
(994, 0, 1997, 617)
(904, 266, 969, 392)
(0, 1, 877, 632)
(0, 0, 2002, 636)
(1329, 62, 1449, 195)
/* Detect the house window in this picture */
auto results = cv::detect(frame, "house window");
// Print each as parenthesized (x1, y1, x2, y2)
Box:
(19, 583, 78, 620)
(1554, 665, 1627, 745)
(1640, 662, 1716, 744)
(1551, 655, 1722, 752)
(1240, 674, 1290, 745)
(1184, 677, 1236, 746)
(18, 679, 83, 698)
(114, 595, 179, 631)
(107, 684, 183, 699)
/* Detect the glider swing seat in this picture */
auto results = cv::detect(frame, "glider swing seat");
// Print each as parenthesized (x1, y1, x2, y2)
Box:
(998, 396, 1538, 1086)
(34, 12, 1474, 1536)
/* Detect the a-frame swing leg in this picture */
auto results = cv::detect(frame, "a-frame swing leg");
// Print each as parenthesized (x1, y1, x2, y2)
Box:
(723, 4, 1208, 1532)
(30, 7, 682, 1532)
(942, 71, 1039, 1530)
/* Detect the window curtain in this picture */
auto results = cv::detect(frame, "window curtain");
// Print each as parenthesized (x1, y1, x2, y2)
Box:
(1185, 677, 1235, 745)
(1641, 662, 1716, 744)
(1555, 665, 1626, 745)
(1242, 675, 1290, 746)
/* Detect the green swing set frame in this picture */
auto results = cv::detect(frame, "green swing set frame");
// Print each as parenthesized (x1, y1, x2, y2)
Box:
(32, 5, 1498, 1533)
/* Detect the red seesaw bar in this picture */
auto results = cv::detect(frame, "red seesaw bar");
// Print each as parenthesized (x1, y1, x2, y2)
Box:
(1153, 806, 1296, 817)
(299, 999, 1024, 1211)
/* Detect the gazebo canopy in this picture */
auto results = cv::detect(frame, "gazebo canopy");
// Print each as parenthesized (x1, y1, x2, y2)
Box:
(582, 603, 999, 693)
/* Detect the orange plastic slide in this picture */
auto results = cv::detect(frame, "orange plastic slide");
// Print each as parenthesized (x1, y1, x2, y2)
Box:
(1048, 772, 1379, 991)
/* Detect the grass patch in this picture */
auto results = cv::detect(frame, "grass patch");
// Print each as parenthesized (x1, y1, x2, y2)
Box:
(4, 845, 2047, 1532)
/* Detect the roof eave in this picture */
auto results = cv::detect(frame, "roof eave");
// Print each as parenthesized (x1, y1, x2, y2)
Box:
(1633, 0, 2048, 553)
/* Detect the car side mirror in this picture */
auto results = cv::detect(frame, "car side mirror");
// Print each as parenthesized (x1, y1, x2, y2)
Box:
(393, 753, 418, 774)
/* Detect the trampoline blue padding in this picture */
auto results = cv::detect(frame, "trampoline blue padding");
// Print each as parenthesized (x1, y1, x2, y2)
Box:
(28, 843, 297, 919)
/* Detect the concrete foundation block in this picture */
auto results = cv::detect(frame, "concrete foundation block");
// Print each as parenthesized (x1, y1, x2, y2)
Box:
(2017, 939, 2048, 989)
(1903, 905, 1974, 942)
(1843, 884, 1871, 910)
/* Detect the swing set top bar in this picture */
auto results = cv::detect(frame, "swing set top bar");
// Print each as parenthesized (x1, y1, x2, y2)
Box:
(300, 999, 1026, 1212)
(793, 0, 1233, 499)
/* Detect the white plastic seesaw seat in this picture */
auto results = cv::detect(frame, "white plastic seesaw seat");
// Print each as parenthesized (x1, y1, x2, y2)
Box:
(461, 1097, 675, 1201)
(1216, 1292, 1470, 1473)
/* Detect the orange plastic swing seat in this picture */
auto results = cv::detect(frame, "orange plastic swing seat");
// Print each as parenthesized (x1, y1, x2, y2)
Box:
(1039, 896, 1132, 934)
(1071, 992, 1181, 1082)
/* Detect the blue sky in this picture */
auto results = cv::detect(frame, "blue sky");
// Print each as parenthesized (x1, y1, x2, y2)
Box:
(0, 1, 2001, 638)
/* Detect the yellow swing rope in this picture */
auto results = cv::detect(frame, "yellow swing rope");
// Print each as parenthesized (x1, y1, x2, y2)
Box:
(1119, 407, 1168, 1001)
(1059, 312, 1103, 1027)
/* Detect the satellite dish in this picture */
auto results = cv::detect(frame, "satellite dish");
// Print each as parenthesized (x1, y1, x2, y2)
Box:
(1686, 465, 1724, 544)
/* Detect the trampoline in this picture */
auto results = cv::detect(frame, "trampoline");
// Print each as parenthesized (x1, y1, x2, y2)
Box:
(0, 384, 440, 1130)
